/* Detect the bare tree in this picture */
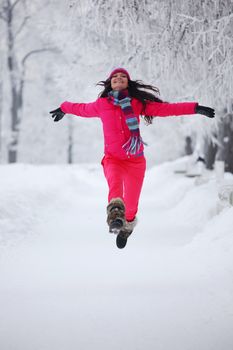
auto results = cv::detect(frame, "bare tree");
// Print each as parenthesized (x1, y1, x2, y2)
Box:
(0, 0, 55, 163)
(0, 0, 22, 162)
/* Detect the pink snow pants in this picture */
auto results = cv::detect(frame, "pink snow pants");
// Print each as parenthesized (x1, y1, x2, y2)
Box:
(101, 155, 146, 221)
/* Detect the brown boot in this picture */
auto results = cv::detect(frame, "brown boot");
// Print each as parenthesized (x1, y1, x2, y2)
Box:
(116, 217, 138, 249)
(107, 198, 126, 234)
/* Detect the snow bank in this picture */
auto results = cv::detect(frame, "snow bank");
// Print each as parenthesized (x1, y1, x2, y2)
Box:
(0, 159, 233, 350)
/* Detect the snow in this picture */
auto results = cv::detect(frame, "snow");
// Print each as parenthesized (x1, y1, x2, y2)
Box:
(0, 159, 233, 350)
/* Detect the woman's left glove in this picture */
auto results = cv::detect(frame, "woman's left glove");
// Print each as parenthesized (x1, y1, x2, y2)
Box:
(49, 107, 65, 122)
(195, 105, 215, 118)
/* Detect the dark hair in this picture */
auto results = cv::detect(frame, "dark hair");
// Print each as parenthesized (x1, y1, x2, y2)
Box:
(96, 78, 164, 124)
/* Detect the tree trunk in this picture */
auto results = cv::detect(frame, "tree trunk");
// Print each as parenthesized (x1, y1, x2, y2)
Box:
(185, 136, 193, 155)
(224, 113, 233, 173)
(68, 119, 73, 164)
(214, 111, 233, 174)
(6, 0, 21, 163)
(204, 138, 217, 170)
(8, 82, 22, 163)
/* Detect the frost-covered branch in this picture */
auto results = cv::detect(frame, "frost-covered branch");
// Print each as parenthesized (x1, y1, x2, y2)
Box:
(11, 0, 22, 11)
(21, 48, 56, 67)
(14, 15, 30, 38)
(176, 13, 204, 23)
(215, 12, 233, 23)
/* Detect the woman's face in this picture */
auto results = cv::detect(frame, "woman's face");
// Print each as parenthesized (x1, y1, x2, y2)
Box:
(111, 72, 128, 91)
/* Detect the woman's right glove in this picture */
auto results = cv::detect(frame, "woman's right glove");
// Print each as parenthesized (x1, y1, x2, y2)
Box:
(195, 105, 215, 118)
(49, 107, 65, 122)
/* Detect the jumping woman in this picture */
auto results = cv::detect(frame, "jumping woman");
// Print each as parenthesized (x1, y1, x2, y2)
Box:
(50, 68, 215, 249)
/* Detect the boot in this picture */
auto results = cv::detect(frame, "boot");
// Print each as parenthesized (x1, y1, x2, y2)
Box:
(107, 198, 126, 234)
(116, 217, 138, 249)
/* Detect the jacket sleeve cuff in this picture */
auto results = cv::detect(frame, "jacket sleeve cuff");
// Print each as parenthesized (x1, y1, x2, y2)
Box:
(60, 101, 73, 113)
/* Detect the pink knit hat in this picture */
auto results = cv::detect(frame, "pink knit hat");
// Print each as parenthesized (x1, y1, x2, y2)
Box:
(108, 68, 131, 80)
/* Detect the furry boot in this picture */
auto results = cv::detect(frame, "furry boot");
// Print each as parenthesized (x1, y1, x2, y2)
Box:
(107, 198, 126, 234)
(116, 217, 138, 249)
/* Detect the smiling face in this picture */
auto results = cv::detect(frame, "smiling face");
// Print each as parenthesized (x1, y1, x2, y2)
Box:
(110, 72, 128, 91)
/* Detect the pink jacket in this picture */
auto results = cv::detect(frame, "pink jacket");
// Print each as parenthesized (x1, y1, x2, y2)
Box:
(60, 98, 197, 159)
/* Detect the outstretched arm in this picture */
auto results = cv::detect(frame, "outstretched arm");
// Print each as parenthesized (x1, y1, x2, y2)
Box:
(50, 99, 101, 122)
(60, 100, 100, 117)
(144, 101, 215, 118)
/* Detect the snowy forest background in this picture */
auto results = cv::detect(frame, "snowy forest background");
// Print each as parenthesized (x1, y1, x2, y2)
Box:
(1, 2, 233, 349)
(0, 0, 233, 169)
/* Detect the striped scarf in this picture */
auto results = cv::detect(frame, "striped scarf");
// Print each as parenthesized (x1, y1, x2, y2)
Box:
(108, 89, 147, 155)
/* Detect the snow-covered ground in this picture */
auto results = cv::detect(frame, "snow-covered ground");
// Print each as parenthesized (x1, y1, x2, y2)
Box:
(0, 158, 233, 350)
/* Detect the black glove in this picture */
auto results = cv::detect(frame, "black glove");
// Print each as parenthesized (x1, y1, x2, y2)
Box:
(195, 105, 215, 118)
(49, 107, 65, 122)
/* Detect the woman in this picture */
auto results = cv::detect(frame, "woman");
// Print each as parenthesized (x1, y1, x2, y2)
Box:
(50, 67, 215, 249)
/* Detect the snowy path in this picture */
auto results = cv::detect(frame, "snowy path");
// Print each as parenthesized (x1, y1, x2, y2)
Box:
(0, 160, 233, 350)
